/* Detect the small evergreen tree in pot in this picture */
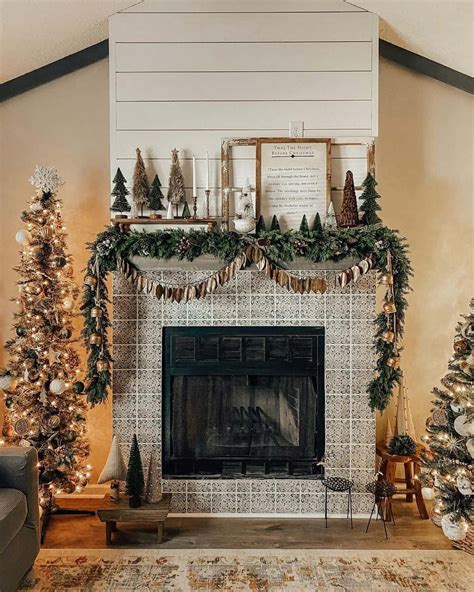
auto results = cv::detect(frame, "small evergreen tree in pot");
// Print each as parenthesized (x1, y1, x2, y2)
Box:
(126, 434, 145, 507)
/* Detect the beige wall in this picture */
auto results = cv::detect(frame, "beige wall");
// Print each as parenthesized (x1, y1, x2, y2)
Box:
(0, 57, 472, 479)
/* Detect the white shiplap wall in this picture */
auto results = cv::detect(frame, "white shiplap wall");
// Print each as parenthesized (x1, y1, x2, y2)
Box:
(109, 0, 378, 218)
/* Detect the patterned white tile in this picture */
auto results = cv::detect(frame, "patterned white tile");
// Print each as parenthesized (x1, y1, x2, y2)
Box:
(351, 320, 375, 344)
(351, 272, 376, 294)
(250, 295, 275, 320)
(113, 296, 137, 320)
(113, 370, 137, 394)
(275, 295, 300, 319)
(137, 395, 161, 419)
(113, 418, 136, 444)
(137, 370, 161, 393)
(275, 493, 301, 513)
(137, 419, 161, 443)
(326, 419, 350, 444)
(113, 394, 136, 419)
(187, 493, 212, 513)
(325, 320, 351, 344)
(212, 494, 237, 513)
(112, 345, 137, 370)
(300, 480, 324, 494)
(326, 295, 350, 319)
(351, 420, 376, 445)
(170, 493, 187, 512)
(251, 493, 276, 513)
(326, 370, 351, 394)
(325, 444, 350, 468)
(300, 295, 325, 319)
(351, 396, 372, 420)
(236, 494, 251, 512)
(113, 274, 136, 296)
(326, 395, 351, 419)
(326, 345, 350, 370)
(351, 294, 376, 319)
(301, 494, 324, 513)
(213, 295, 238, 320)
(138, 296, 162, 320)
(352, 345, 375, 370)
(137, 345, 161, 369)
(112, 320, 136, 345)
(351, 445, 376, 469)
(351, 370, 373, 394)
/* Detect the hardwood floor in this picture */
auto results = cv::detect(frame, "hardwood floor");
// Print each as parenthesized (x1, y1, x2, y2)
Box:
(42, 498, 452, 550)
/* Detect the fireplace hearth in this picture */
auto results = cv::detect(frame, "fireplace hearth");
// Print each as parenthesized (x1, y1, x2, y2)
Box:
(162, 327, 325, 478)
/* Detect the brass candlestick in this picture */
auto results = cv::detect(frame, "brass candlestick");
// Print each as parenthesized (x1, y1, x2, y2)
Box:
(192, 195, 198, 219)
(205, 189, 211, 218)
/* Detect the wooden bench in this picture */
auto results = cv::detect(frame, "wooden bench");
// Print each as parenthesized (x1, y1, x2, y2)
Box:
(97, 494, 172, 545)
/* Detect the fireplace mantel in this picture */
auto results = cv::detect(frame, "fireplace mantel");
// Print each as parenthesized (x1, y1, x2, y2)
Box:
(129, 256, 362, 272)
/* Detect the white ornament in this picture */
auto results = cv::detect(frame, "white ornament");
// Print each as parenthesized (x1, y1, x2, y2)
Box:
(450, 400, 464, 414)
(15, 230, 32, 245)
(30, 201, 43, 212)
(62, 297, 74, 311)
(233, 217, 256, 234)
(467, 438, 474, 459)
(421, 487, 435, 501)
(29, 165, 63, 194)
(457, 475, 473, 496)
(49, 378, 66, 394)
(0, 374, 13, 390)
(460, 321, 474, 340)
(441, 513, 469, 541)
(454, 414, 474, 437)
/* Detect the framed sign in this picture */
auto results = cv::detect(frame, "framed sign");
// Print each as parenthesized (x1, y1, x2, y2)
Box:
(256, 138, 331, 231)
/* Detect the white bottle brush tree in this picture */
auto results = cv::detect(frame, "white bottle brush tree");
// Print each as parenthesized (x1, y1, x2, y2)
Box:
(0, 166, 90, 511)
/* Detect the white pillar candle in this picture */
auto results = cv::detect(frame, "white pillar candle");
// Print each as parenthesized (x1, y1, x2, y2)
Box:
(192, 155, 197, 196)
(205, 151, 209, 191)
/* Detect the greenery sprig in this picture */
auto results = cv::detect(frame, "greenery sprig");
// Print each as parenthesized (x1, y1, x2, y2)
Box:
(82, 224, 412, 409)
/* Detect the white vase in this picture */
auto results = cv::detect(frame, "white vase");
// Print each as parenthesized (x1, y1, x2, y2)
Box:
(233, 217, 256, 234)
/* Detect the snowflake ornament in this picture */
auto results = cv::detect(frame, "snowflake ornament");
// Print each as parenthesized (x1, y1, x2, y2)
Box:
(29, 166, 64, 194)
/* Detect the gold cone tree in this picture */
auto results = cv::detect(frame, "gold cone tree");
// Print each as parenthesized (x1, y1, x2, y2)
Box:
(1, 166, 90, 510)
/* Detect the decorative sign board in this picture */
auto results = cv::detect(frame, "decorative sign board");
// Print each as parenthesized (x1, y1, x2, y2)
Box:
(256, 138, 331, 231)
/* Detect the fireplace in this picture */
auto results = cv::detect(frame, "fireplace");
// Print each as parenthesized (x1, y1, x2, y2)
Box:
(162, 327, 325, 478)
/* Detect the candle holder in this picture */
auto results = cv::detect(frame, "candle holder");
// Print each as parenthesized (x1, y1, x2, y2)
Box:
(204, 189, 211, 218)
(192, 195, 198, 219)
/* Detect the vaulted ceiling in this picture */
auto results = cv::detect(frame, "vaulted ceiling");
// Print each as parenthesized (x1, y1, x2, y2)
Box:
(0, 0, 472, 83)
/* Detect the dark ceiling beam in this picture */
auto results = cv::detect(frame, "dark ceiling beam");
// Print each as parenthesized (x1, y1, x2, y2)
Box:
(1, 37, 472, 103)
(0, 40, 109, 103)
(380, 39, 473, 94)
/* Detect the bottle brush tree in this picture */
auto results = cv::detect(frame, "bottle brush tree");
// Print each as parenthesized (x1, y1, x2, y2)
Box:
(312, 212, 323, 233)
(167, 148, 186, 216)
(270, 215, 281, 232)
(360, 172, 382, 225)
(1, 166, 90, 512)
(110, 167, 131, 217)
(132, 147, 150, 218)
(339, 170, 359, 227)
(148, 174, 165, 214)
(299, 215, 309, 235)
(126, 434, 145, 508)
(256, 215, 266, 235)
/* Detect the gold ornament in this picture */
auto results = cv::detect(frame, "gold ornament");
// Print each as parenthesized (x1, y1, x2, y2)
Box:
(380, 272, 394, 285)
(14, 418, 30, 436)
(63, 264, 74, 277)
(89, 333, 102, 345)
(432, 408, 449, 426)
(387, 355, 401, 369)
(19, 439, 31, 447)
(381, 330, 395, 343)
(32, 331, 46, 342)
(454, 339, 470, 354)
(40, 226, 53, 240)
(48, 415, 61, 429)
(84, 275, 97, 288)
(382, 301, 397, 314)
(91, 307, 103, 318)
(96, 359, 110, 372)
(63, 481, 76, 494)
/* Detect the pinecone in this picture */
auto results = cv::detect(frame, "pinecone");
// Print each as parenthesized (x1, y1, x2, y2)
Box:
(177, 238, 193, 255)
(293, 239, 307, 255)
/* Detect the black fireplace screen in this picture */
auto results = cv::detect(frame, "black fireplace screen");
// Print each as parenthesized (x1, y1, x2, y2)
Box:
(162, 327, 325, 478)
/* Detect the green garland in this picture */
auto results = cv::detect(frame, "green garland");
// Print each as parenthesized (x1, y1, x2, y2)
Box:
(82, 225, 412, 410)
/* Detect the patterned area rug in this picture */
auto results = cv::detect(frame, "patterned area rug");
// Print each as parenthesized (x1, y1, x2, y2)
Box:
(21, 549, 471, 591)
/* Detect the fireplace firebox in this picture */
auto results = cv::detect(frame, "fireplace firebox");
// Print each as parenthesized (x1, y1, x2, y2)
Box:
(162, 327, 325, 478)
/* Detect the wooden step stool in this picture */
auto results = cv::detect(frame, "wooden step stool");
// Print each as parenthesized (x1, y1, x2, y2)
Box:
(376, 443, 429, 519)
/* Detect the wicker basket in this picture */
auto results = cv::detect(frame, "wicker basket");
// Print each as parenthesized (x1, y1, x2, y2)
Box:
(452, 525, 474, 555)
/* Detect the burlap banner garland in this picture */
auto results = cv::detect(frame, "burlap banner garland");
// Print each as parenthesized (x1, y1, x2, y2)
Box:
(119, 245, 328, 302)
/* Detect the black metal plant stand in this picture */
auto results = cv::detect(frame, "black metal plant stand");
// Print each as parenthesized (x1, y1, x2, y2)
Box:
(41, 501, 95, 544)
(323, 477, 354, 528)
(365, 480, 397, 540)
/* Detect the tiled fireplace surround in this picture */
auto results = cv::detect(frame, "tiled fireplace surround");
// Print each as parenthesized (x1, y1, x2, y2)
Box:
(112, 265, 377, 516)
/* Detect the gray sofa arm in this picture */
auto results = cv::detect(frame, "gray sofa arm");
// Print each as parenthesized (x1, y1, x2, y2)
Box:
(0, 447, 39, 533)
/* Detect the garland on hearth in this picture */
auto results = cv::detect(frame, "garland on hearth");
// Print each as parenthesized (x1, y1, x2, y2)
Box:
(82, 225, 412, 410)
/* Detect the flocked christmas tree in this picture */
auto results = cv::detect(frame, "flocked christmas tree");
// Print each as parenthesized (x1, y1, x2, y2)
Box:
(1, 166, 90, 513)
(325, 201, 337, 228)
(132, 147, 150, 218)
(338, 170, 359, 227)
(360, 172, 382, 225)
(421, 300, 474, 545)
(148, 174, 165, 215)
(110, 167, 131, 218)
(126, 434, 144, 508)
(167, 148, 186, 217)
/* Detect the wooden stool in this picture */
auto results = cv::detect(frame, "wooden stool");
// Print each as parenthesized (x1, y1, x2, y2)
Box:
(97, 494, 172, 545)
(376, 443, 429, 519)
